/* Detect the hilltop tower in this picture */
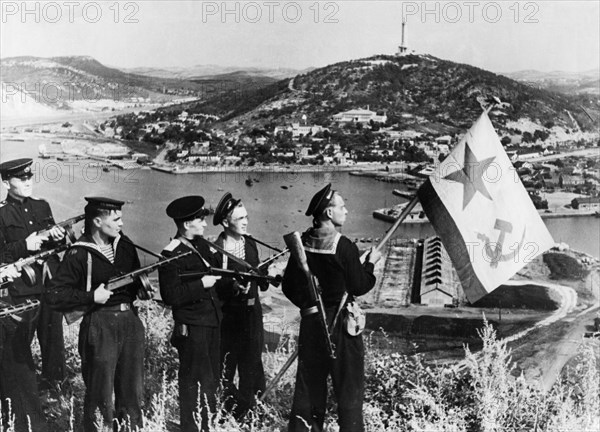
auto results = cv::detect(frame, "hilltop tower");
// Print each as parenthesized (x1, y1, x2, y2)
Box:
(397, 20, 408, 55)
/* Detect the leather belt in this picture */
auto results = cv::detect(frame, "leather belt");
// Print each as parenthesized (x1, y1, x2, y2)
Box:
(0, 288, 8, 298)
(99, 303, 132, 312)
(301, 306, 318, 317)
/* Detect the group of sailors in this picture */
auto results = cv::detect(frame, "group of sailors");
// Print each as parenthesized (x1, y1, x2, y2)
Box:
(0, 157, 381, 432)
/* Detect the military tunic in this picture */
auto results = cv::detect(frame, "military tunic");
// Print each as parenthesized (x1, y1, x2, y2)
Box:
(159, 236, 236, 432)
(215, 234, 267, 417)
(282, 226, 376, 432)
(46, 233, 144, 432)
(0, 195, 66, 384)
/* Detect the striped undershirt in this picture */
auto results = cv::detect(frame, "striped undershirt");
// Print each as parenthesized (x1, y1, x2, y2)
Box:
(98, 243, 115, 263)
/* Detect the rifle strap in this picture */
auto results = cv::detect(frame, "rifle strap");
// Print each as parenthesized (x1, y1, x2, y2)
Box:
(177, 237, 211, 268)
(42, 261, 52, 285)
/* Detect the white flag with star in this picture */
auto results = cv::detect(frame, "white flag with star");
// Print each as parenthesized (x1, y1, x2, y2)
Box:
(417, 112, 554, 303)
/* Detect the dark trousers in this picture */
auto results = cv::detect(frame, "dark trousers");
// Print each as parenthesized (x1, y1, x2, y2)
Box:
(79, 309, 145, 432)
(0, 320, 48, 432)
(221, 308, 266, 416)
(288, 313, 365, 432)
(17, 294, 65, 384)
(173, 325, 220, 432)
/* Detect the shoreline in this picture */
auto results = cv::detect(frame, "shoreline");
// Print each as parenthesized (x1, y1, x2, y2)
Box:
(149, 162, 407, 174)
(372, 208, 600, 224)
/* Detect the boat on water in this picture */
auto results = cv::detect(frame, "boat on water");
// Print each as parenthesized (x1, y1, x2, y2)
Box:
(245, 177, 254, 186)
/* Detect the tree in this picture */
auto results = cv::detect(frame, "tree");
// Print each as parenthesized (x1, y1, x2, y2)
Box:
(571, 198, 579, 209)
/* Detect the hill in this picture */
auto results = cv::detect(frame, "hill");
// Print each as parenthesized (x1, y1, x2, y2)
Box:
(0, 56, 281, 117)
(504, 68, 600, 96)
(189, 54, 599, 137)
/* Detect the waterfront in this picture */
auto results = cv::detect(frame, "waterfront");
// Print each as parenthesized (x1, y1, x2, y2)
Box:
(1, 139, 599, 260)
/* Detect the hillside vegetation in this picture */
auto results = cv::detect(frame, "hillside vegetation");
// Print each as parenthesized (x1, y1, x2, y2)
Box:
(191, 54, 599, 136)
(2, 305, 598, 432)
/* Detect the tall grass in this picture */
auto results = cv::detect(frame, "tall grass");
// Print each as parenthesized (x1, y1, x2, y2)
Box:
(2, 304, 598, 431)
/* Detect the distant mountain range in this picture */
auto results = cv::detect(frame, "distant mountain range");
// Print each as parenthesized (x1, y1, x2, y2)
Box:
(0, 56, 283, 115)
(122, 64, 311, 81)
(503, 69, 599, 95)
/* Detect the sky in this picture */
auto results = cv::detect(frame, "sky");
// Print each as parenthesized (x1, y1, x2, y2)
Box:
(1, 0, 599, 74)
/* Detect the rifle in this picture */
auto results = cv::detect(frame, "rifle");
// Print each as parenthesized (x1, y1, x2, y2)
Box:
(0, 299, 41, 320)
(196, 237, 280, 287)
(258, 249, 289, 270)
(39, 213, 85, 243)
(64, 251, 192, 325)
(0, 243, 71, 287)
(179, 267, 282, 285)
(284, 231, 336, 360)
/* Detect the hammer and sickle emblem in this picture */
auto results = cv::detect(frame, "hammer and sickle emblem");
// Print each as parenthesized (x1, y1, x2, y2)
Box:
(477, 219, 526, 268)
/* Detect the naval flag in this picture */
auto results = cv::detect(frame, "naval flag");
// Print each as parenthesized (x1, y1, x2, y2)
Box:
(417, 112, 554, 303)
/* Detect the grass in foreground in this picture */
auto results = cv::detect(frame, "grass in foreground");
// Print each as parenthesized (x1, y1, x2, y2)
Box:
(2, 303, 599, 432)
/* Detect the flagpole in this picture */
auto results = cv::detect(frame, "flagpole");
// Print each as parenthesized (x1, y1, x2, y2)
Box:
(362, 194, 420, 262)
(484, 101, 497, 115)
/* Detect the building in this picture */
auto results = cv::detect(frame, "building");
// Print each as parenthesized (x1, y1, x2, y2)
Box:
(571, 196, 600, 210)
(419, 237, 457, 306)
(274, 123, 327, 139)
(332, 108, 387, 124)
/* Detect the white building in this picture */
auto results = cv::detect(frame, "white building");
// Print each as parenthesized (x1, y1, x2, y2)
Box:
(332, 108, 387, 124)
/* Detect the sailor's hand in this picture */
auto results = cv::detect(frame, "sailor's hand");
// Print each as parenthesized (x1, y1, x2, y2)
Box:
(201, 275, 221, 289)
(366, 247, 382, 265)
(47, 225, 66, 241)
(0, 265, 20, 281)
(25, 232, 49, 251)
(94, 284, 113, 304)
(232, 280, 250, 296)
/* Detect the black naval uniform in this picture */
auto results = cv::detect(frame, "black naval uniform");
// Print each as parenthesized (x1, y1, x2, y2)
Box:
(215, 234, 267, 416)
(0, 195, 66, 385)
(282, 226, 376, 432)
(159, 236, 236, 432)
(46, 233, 144, 432)
(1, 277, 48, 432)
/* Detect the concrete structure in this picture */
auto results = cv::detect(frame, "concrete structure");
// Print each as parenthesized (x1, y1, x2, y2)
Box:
(419, 237, 457, 306)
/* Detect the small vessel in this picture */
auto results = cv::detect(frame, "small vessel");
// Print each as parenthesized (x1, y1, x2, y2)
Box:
(245, 177, 254, 186)
(281, 185, 288, 190)
(103, 167, 110, 173)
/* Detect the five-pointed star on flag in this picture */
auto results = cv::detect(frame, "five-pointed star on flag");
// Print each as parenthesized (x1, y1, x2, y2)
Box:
(443, 143, 495, 209)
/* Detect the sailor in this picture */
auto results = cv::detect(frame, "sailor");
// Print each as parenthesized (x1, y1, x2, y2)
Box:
(282, 183, 382, 432)
(0, 158, 67, 391)
(158, 196, 237, 432)
(213, 192, 268, 418)
(46, 197, 145, 432)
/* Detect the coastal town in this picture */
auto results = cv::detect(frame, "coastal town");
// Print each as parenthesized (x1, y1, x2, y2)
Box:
(4, 98, 599, 223)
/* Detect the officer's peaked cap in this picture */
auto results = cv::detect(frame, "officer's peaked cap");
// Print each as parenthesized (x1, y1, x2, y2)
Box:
(166, 196, 210, 222)
(0, 158, 34, 180)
